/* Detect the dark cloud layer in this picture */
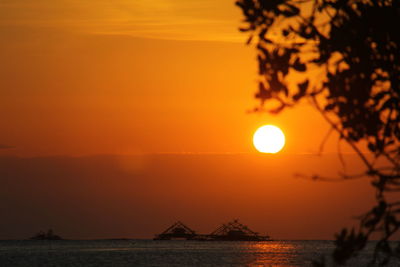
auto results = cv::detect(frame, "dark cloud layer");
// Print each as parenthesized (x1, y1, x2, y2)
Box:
(0, 144, 14, 149)
(0, 154, 375, 240)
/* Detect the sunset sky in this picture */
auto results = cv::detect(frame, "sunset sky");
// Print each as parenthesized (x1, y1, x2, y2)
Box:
(0, 0, 376, 240)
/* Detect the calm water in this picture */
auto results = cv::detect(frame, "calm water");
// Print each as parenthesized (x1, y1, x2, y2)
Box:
(0, 240, 398, 266)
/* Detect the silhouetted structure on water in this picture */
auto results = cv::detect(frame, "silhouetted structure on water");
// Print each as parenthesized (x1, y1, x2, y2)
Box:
(154, 221, 197, 240)
(154, 219, 270, 241)
(209, 219, 270, 241)
(30, 229, 62, 240)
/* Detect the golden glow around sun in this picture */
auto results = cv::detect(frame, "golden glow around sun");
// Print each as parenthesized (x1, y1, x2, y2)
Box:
(253, 125, 285, 153)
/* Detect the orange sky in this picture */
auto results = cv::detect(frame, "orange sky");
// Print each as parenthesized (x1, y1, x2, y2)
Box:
(0, 0, 380, 239)
(0, 0, 340, 156)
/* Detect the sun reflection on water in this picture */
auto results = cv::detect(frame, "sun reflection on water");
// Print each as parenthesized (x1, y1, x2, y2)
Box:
(236, 241, 305, 267)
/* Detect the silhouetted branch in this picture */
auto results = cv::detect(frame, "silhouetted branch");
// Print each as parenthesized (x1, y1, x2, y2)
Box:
(318, 128, 333, 155)
(311, 95, 375, 173)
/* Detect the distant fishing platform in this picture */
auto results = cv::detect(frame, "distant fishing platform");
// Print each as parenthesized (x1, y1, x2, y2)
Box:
(154, 219, 271, 241)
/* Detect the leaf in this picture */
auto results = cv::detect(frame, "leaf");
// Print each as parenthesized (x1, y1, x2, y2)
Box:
(258, 28, 267, 40)
(246, 35, 253, 45)
(282, 29, 290, 37)
(280, 3, 300, 17)
(325, 103, 335, 111)
(262, 38, 273, 44)
(269, 103, 286, 114)
(255, 82, 271, 100)
(367, 142, 376, 152)
(293, 80, 309, 101)
(292, 58, 307, 72)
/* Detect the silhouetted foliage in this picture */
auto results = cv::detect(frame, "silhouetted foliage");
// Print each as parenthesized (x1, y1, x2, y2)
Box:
(236, 0, 399, 265)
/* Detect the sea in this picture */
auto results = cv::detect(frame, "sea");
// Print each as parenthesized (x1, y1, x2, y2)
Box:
(0, 240, 399, 267)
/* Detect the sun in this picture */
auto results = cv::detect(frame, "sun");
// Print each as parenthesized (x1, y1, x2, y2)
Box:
(253, 125, 285, 153)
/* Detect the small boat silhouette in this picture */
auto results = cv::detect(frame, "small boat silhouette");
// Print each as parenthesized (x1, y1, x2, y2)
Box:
(30, 229, 62, 240)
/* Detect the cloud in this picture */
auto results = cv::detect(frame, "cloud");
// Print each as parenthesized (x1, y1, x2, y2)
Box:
(0, 0, 244, 42)
(0, 154, 372, 240)
(0, 144, 15, 149)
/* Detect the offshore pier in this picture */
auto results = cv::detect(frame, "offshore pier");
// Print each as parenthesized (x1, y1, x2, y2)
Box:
(154, 219, 271, 241)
